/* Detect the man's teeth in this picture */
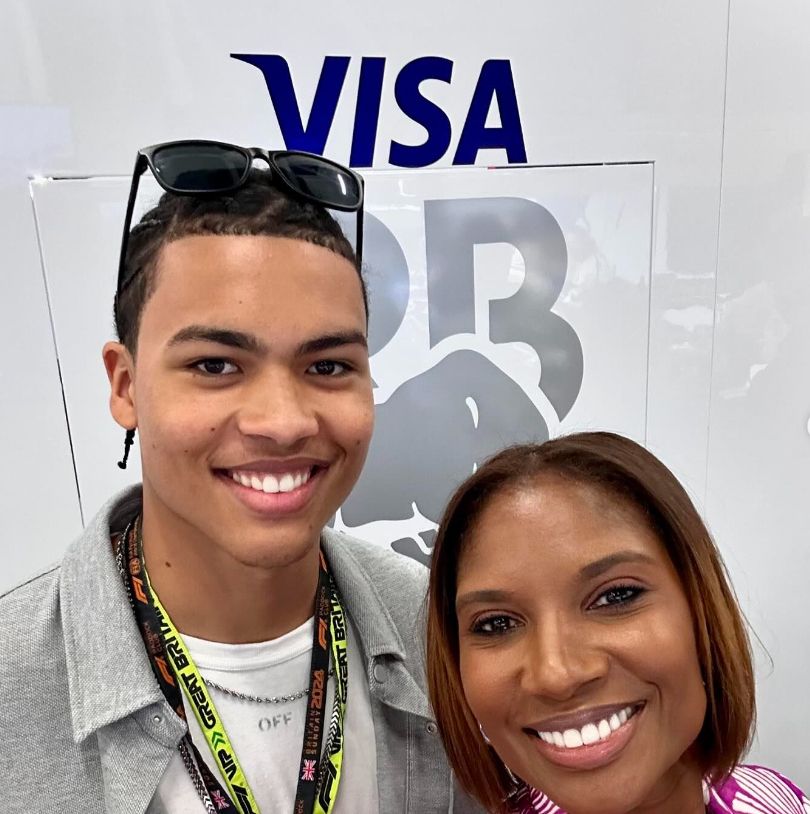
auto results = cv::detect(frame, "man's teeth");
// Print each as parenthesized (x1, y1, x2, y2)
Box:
(535, 705, 635, 749)
(231, 469, 311, 494)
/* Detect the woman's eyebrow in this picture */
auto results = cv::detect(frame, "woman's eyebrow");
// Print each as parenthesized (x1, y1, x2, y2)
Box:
(456, 589, 516, 612)
(579, 550, 656, 581)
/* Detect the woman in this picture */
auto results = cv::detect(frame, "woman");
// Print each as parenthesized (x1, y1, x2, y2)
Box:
(426, 432, 808, 814)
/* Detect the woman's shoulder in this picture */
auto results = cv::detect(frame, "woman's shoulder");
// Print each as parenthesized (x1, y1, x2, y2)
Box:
(508, 765, 809, 814)
(710, 764, 810, 813)
(508, 785, 562, 814)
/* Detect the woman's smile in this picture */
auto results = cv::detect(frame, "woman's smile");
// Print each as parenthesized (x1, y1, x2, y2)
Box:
(524, 701, 646, 771)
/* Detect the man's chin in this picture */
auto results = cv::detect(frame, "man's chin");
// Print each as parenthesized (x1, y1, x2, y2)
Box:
(199, 522, 322, 571)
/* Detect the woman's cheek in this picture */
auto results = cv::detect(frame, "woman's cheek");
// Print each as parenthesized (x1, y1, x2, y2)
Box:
(460, 649, 507, 724)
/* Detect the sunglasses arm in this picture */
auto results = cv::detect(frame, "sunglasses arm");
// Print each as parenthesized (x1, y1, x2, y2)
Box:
(115, 154, 148, 297)
(356, 174, 365, 268)
(356, 208, 365, 270)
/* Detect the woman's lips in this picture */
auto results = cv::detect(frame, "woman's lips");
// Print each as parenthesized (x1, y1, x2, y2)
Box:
(526, 702, 645, 771)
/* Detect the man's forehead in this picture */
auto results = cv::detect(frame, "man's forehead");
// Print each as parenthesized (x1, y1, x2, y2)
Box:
(157, 232, 355, 273)
(144, 234, 365, 325)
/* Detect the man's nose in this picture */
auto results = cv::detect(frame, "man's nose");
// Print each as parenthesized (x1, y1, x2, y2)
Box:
(520, 617, 609, 701)
(236, 368, 319, 447)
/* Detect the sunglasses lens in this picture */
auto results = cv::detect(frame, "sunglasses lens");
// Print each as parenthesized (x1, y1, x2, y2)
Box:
(274, 153, 362, 209)
(151, 143, 249, 192)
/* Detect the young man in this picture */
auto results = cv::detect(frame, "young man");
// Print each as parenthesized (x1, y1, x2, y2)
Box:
(0, 144, 480, 813)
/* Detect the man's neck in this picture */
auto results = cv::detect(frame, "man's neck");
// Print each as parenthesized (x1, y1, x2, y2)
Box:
(139, 502, 321, 644)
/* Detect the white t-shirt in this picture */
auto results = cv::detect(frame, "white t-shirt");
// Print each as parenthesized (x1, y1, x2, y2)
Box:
(150, 616, 379, 813)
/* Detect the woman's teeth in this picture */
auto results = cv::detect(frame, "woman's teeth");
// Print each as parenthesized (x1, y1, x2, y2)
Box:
(535, 705, 636, 749)
(230, 469, 311, 494)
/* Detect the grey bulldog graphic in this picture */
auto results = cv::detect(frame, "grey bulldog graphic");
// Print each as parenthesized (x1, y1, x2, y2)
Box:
(341, 349, 550, 564)
(338, 196, 584, 565)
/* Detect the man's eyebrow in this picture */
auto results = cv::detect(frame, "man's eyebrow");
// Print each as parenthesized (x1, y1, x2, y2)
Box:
(167, 326, 268, 354)
(579, 550, 657, 581)
(296, 331, 368, 356)
(455, 589, 516, 613)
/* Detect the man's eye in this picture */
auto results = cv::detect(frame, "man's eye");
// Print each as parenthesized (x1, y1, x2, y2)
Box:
(308, 360, 349, 376)
(590, 585, 645, 610)
(193, 359, 239, 376)
(471, 615, 520, 636)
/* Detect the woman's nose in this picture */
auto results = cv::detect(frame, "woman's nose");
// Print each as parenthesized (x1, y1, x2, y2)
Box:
(520, 618, 610, 701)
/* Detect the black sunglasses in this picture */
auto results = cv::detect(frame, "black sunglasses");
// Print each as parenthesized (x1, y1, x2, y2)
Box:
(116, 139, 365, 295)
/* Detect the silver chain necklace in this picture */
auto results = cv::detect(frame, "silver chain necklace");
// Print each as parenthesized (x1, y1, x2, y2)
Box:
(204, 667, 335, 705)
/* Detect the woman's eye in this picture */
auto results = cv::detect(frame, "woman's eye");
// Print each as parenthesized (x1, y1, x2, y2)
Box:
(193, 359, 238, 376)
(590, 585, 645, 610)
(308, 360, 349, 377)
(471, 615, 520, 636)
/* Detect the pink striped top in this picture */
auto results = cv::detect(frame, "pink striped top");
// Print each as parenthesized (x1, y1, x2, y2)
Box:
(511, 765, 809, 813)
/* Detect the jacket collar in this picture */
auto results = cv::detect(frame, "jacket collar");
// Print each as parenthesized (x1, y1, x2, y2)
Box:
(322, 528, 433, 720)
(321, 527, 406, 660)
(60, 486, 180, 744)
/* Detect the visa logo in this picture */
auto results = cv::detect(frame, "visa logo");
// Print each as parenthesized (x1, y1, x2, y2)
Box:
(231, 54, 527, 168)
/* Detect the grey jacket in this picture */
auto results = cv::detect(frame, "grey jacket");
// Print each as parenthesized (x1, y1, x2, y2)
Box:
(0, 487, 481, 814)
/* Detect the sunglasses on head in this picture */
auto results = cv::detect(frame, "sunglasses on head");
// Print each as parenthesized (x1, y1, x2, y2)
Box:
(116, 139, 365, 295)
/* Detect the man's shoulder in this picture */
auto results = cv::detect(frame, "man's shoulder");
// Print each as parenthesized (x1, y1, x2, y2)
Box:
(0, 564, 65, 701)
(0, 561, 60, 599)
(327, 528, 426, 576)
(0, 563, 62, 638)
(0, 485, 140, 678)
(323, 528, 427, 599)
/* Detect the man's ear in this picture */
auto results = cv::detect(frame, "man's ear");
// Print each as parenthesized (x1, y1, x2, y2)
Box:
(102, 341, 137, 430)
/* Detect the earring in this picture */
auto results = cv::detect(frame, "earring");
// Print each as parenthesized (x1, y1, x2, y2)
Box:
(479, 722, 520, 788)
(117, 428, 136, 469)
(503, 764, 520, 787)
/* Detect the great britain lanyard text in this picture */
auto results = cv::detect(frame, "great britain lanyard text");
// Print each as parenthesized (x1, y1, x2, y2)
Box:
(118, 517, 348, 814)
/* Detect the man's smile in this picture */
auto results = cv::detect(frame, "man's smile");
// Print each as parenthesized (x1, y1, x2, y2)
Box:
(217, 466, 327, 516)
(221, 458, 331, 494)
(230, 468, 312, 494)
(214, 458, 333, 517)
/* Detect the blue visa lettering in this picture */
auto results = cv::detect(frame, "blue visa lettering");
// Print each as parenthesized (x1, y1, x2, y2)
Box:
(387, 56, 454, 168)
(231, 53, 350, 155)
(350, 56, 387, 167)
(453, 59, 527, 165)
(231, 54, 525, 168)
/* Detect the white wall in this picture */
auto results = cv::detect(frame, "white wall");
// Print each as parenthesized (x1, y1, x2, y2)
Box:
(0, 0, 806, 787)
(706, 0, 810, 783)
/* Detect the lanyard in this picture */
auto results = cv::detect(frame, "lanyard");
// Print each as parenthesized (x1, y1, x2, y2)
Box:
(118, 517, 347, 814)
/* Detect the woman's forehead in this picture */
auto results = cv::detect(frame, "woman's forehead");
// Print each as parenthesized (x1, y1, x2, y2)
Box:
(457, 478, 667, 580)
